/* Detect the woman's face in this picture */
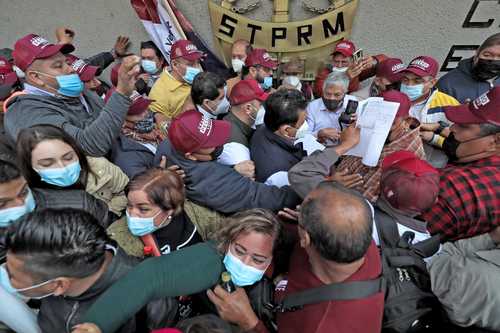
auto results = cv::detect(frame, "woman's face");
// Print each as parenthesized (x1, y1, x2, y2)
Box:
(127, 189, 170, 227)
(229, 231, 274, 270)
(31, 139, 78, 170)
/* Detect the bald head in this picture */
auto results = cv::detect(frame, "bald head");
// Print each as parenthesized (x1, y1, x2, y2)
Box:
(300, 182, 372, 263)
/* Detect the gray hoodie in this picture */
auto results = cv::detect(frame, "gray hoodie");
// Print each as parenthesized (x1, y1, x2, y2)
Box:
(4, 89, 130, 156)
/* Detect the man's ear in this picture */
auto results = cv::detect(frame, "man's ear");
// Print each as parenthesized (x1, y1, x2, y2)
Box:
(185, 152, 197, 161)
(26, 70, 45, 86)
(52, 278, 71, 296)
(429, 77, 438, 88)
(279, 124, 295, 139)
(297, 225, 310, 248)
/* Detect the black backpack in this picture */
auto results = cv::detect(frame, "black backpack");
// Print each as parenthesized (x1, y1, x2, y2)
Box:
(374, 209, 443, 332)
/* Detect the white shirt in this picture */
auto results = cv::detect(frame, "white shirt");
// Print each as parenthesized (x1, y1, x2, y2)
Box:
(306, 94, 358, 136)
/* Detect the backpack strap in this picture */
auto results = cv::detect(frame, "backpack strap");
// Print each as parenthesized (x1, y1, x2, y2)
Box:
(374, 209, 401, 249)
(276, 277, 384, 312)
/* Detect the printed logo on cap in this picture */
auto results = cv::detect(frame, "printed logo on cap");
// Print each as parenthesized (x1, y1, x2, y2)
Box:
(263, 52, 271, 61)
(411, 59, 430, 70)
(0, 60, 6, 66)
(130, 90, 142, 102)
(30, 36, 49, 48)
(337, 42, 351, 50)
(198, 116, 213, 135)
(472, 93, 490, 110)
(185, 44, 198, 53)
(391, 63, 405, 72)
(71, 59, 87, 73)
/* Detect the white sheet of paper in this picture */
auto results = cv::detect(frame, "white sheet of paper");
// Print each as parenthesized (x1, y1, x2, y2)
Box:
(346, 97, 400, 167)
(294, 134, 325, 156)
(217, 142, 251, 166)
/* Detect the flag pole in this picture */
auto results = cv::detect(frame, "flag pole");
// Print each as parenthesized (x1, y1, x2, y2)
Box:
(159, 0, 187, 39)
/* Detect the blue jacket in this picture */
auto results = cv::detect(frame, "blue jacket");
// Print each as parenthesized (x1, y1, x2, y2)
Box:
(250, 125, 306, 183)
(154, 140, 301, 214)
(111, 136, 155, 179)
(437, 58, 500, 103)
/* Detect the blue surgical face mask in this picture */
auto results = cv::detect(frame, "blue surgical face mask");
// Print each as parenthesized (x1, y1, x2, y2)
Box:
(400, 83, 424, 101)
(126, 209, 170, 236)
(261, 76, 273, 90)
(55, 74, 84, 97)
(223, 249, 267, 287)
(183, 66, 202, 85)
(35, 161, 81, 187)
(0, 264, 54, 300)
(0, 189, 36, 227)
(141, 59, 158, 74)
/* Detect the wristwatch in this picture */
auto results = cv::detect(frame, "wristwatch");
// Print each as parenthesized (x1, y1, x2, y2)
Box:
(434, 121, 448, 135)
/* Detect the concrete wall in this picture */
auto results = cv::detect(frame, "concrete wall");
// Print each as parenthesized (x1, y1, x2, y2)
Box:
(1, 0, 499, 74)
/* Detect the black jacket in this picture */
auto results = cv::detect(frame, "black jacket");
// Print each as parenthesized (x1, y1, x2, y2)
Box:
(38, 246, 140, 333)
(437, 57, 500, 103)
(154, 140, 300, 214)
(111, 136, 155, 179)
(250, 126, 306, 183)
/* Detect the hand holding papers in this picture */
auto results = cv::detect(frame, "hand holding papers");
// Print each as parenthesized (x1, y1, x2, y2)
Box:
(346, 97, 400, 167)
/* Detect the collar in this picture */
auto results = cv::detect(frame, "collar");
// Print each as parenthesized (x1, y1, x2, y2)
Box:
(262, 125, 304, 155)
(23, 83, 55, 97)
(225, 111, 254, 137)
(196, 105, 216, 119)
(376, 197, 428, 233)
(165, 70, 188, 92)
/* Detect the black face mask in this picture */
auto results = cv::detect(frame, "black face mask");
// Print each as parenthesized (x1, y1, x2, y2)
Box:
(134, 111, 155, 133)
(210, 145, 224, 160)
(322, 97, 343, 111)
(442, 133, 461, 161)
(471, 58, 500, 81)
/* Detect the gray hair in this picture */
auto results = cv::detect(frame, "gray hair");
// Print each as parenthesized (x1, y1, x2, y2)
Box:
(323, 72, 350, 93)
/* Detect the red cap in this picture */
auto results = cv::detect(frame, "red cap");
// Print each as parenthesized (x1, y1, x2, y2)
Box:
(229, 79, 269, 106)
(381, 90, 411, 119)
(128, 91, 153, 116)
(444, 87, 500, 126)
(331, 40, 356, 57)
(244, 49, 278, 69)
(403, 56, 439, 78)
(110, 63, 120, 87)
(170, 40, 204, 62)
(168, 110, 231, 154)
(0, 56, 18, 85)
(13, 34, 75, 72)
(66, 54, 101, 82)
(381, 150, 440, 213)
(376, 58, 405, 83)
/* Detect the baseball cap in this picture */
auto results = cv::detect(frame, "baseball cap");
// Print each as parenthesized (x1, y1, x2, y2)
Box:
(403, 56, 439, 78)
(244, 49, 278, 69)
(444, 87, 500, 126)
(13, 34, 75, 72)
(381, 150, 440, 213)
(170, 40, 204, 62)
(128, 91, 153, 116)
(168, 110, 231, 154)
(376, 58, 405, 83)
(331, 40, 355, 57)
(381, 90, 411, 119)
(229, 79, 269, 106)
(0, 56, 19, 86)
(66, 55, 101, 82)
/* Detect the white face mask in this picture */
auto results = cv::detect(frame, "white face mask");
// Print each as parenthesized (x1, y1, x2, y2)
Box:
(332, 66, 348, 73)
(295, 120, 309, 139)
(252, 106, 266, 129)
(283, 76, 302, 91)
(232, 58, 245, 74)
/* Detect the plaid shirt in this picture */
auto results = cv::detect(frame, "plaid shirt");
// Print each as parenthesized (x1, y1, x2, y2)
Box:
(422, 156, 500, 241)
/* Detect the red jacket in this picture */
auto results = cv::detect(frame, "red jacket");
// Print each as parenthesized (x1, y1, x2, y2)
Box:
(313, 54, 388, 98)
(252, 242, 384, 333)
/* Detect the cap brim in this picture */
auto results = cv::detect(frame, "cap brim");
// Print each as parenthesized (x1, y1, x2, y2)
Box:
(331, 50, 353, 57)
(256, 91, 269, 102)
(79, 65, 100, 82)
(200, 119, 231, 149)
(403, 67, 429, 78)
(387, 72, 404, 83)
(262, 60, 278, 70)
(37, 43, 75, 60)
(182, 52, 205, 62)
(382, 151, 417, 171)
(444, 104, 486, 124)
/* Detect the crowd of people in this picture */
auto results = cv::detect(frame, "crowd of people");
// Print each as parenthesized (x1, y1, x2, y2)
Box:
(0, 25, 498, 333)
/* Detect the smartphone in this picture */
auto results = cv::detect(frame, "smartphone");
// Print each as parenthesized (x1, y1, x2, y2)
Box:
(344, 100, 359, 115)
(353, 48, 364, 63)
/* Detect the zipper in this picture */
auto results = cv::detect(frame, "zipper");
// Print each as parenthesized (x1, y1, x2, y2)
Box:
(65, 301, 80, 333)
